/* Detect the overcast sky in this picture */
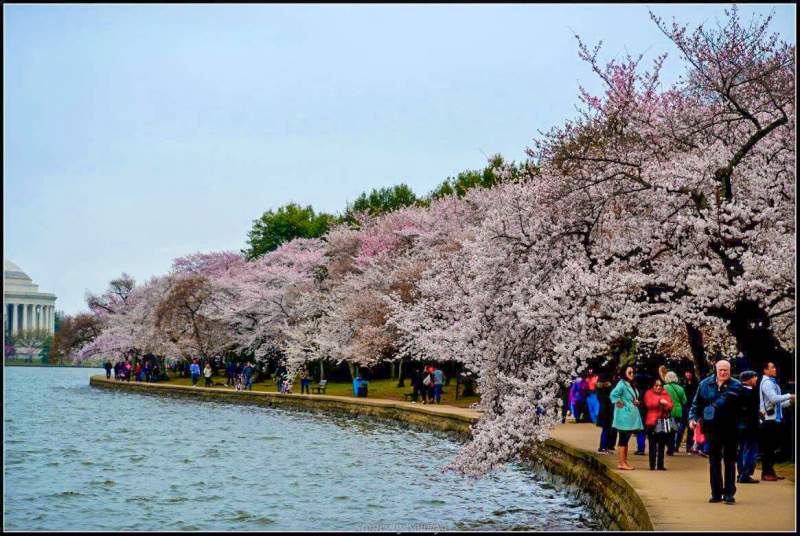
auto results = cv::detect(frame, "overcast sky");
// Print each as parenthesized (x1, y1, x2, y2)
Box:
(4, 4, 796, 315)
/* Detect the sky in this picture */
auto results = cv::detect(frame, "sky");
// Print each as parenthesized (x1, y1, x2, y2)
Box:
(4, 3, 796, 315)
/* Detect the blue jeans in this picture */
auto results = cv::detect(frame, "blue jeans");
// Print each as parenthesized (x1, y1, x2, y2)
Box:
(433, 384, 443, 403)
(599, 426, 617, 450)
(737, 437, 758, 480)
(674, 415, 693, 452)
(245, 375, 253, 390)
(586, 393, 600, 424)
(191, 373, 199, 386)
(636, 431, 646, 452)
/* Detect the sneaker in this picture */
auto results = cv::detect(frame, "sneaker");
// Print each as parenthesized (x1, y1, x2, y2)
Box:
(657, 467, 667, 471)
(709, 496, 723, 503)
(738, 477, 759, 484)
(634, 451, 646, 456)
(761, 474, 780, 481)
(723, 496, 735, 504)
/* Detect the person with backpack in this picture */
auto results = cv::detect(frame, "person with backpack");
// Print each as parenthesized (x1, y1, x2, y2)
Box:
(664, 371, 687, 456)
(432, 367, 446, 404)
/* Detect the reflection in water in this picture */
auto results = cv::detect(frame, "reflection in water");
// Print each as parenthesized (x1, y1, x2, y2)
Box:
(4, 367, 599, 531)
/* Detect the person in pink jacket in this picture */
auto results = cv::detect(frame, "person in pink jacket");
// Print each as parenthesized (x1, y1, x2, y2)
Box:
(643, 378, 674, 471)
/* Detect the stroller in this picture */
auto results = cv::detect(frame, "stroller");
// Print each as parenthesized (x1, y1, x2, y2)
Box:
(234, 373, 244, 391)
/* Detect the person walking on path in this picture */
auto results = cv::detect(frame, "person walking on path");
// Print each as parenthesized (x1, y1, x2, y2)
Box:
(644, 378, 674, 471)
(203, 362, 213, 387)
(560, 382, 570, 424)
(135, 362, 144, 382)
(410, 367, 422, 403)
(300, 368, 311, 394)
(736, 370, 761, 484)
(421, 367, 433, 404)
(586, 369, 600, 424)
(689, 359, 744, 504)
(664, 371, 687, 456)
(244, 362, 255, 391)
(569, 375, 588, 423)
(595, 369, 617, 454)
(226, 360, 236, 387)
(677, 370, 699, 454)
(432, 367, 446, 404)
(104, 360, 113, 379)
(759, 361, 795, 482)
(610, 365, 643, 470)
(190, 359, 201, 386)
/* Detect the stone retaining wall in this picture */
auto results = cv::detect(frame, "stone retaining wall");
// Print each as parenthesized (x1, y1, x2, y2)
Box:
(89, 376, 653, 531)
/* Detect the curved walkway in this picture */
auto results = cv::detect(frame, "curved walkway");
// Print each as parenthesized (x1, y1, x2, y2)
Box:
(90, 376, 795, 531)
(550, 423, 795, 532)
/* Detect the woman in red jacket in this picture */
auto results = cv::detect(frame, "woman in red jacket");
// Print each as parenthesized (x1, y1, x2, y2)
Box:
(644, 378, 674, 471)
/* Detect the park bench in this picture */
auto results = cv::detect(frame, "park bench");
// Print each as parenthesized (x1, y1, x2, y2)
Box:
(312, 380, 328, 394)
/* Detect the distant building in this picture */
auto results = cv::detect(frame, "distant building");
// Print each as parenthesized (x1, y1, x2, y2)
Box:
(4, 260, 57, 337)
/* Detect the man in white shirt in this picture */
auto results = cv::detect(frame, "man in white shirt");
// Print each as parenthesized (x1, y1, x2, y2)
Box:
(759, 362, 795, 481)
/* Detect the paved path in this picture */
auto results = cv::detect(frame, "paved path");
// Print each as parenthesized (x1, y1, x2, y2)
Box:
(549, 423, 795, 531)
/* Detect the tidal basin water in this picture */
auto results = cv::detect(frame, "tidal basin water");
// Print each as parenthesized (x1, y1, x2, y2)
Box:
(4, 367, 599, 531)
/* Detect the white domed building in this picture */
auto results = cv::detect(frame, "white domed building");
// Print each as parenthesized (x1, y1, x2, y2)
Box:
(4, 260, 57, 337)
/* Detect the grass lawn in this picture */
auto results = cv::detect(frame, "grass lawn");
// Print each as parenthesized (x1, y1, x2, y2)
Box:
(162, 374, 480, 408)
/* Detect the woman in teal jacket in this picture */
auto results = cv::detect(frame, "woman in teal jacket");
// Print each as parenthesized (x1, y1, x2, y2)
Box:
(611, 365, 644, 470)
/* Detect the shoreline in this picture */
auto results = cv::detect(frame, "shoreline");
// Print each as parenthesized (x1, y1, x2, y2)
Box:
(89, 375, 653, 531)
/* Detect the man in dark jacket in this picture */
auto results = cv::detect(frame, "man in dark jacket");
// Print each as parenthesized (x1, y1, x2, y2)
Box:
(689, 360, 744, 504)
(226, 360, 236, 386)
(736, 370, 760, 484)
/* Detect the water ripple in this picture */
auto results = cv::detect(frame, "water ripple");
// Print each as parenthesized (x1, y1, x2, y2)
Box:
(4, 367, 600, 531)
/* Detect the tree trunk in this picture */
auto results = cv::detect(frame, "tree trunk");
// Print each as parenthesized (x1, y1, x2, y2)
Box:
(347, 361, 358, 381)
(319, 359, 325, 381)
(397, 358, 405, 387)
(685, 323, 710, 379)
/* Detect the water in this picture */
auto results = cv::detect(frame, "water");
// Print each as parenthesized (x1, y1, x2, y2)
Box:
(4, 367, 599, 531)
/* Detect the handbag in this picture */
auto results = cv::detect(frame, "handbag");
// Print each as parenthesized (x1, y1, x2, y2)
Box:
(654, 405, 675, 435)
(654, 416, 675, 435)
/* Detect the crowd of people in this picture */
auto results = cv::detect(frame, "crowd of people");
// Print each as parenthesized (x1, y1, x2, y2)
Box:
(186, 358, 256, 391)
(407, 365, 446, 404)
(104, 358, 162, 383)
(571, 359, 795, 506)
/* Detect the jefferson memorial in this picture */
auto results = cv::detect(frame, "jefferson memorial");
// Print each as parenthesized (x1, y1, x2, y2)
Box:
(4, 260, 57, 337)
